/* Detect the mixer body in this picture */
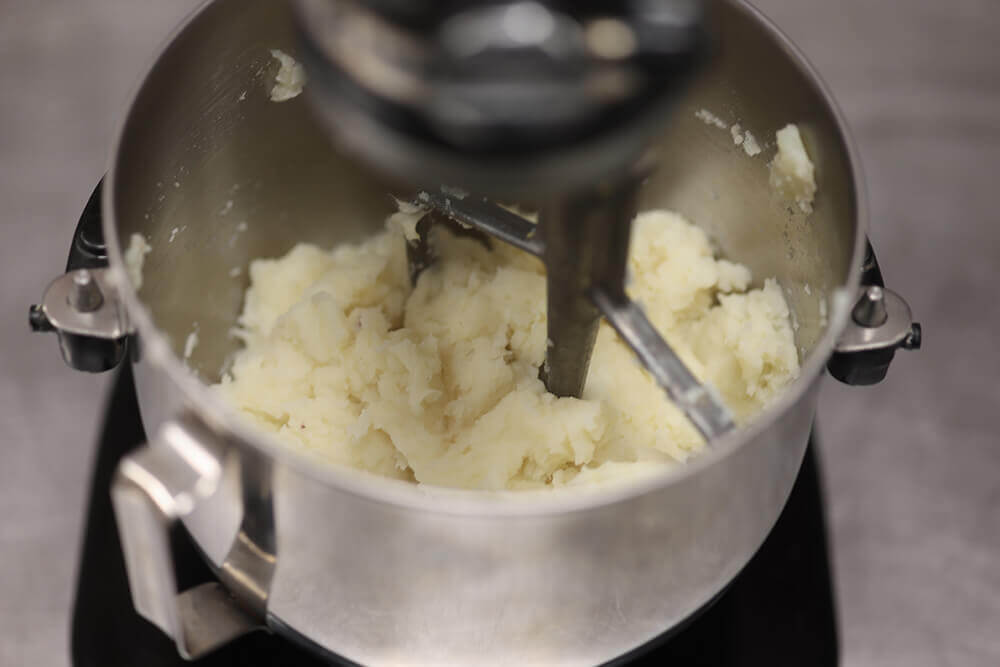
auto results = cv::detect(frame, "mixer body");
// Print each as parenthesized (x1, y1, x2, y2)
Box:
(36, 0, 884, 663)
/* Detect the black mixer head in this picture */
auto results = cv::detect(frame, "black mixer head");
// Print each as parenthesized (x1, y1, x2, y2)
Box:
(292, 0, 713, 197)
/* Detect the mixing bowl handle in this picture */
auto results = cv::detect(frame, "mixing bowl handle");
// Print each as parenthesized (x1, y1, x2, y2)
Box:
(828, 239, 921, 385)
(110, 417, 263, 659)
(30, 179, 129, 371)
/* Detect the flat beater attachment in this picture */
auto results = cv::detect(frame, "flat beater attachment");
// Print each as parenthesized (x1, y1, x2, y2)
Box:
(406, 188, 735, 442)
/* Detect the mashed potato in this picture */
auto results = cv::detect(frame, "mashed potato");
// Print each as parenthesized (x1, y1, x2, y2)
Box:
(770, 124, 817, 213)
(213, 210, 799, 490)
(269, 49, 306, 102)
(124, 233, 151, 290)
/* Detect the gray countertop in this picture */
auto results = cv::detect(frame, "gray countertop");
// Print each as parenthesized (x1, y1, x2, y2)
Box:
(2, 1, 998, 665)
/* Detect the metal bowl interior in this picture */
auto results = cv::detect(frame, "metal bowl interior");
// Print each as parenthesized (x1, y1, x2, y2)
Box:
(105, 0, 863, 510)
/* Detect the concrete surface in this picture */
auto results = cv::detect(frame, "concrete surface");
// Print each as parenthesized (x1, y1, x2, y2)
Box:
(1, 1, 997, 665)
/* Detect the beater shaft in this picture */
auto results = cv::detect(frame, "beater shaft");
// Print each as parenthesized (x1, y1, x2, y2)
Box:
(411, 188, 736, 441)
(538, 182, 637, 398)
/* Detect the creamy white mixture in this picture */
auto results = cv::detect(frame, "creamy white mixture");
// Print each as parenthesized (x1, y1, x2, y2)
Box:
(697, 111, 762, 157)
(213, 209, 800, 490)
(124, 233, 151, 290)
(740, 129, 762, 157)
(696, 112, 817, 213)
(770, 124, 817, 213)
(695, 108, 728, 130)
(269, 49, 306, 102)
(184, 328, 199, 360)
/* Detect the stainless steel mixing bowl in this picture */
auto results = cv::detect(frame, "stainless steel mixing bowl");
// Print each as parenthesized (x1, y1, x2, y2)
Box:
(55, 0, 875, 663)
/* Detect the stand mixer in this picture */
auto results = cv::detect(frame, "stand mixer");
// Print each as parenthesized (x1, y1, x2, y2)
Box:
(294, 0, 735, 440)
(28, 0, 922, 662)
